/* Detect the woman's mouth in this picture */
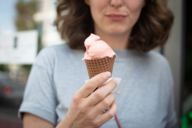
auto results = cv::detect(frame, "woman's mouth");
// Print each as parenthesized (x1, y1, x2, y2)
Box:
(106, 14, 127, 21)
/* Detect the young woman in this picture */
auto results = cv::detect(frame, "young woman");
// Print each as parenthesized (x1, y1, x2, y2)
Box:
(19, 0, 177, 128)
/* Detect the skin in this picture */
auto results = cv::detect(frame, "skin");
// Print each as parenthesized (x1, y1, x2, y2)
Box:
(24, 72, 117, 128)
(23, 0, 145, 128)
(23, 113, 54, 128)
(86, 0, 145, 50)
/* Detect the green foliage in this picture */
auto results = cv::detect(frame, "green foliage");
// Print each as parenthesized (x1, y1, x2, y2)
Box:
(0, 65, 7, 72)
(14, 0, 39, 31)
(182, 111, 192, 128)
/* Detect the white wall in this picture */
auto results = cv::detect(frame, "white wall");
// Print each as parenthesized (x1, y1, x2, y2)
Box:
(164, 0, 184, 127)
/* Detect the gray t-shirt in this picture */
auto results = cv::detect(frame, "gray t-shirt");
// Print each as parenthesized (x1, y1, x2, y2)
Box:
(19, 43, 177, 128)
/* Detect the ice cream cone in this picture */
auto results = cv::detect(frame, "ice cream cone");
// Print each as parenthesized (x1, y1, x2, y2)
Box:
(85, 55, 116, 79)
(83, 34, 117, 79)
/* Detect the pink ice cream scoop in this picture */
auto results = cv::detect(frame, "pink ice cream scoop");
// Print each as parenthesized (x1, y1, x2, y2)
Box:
(82, 34, 117, 60)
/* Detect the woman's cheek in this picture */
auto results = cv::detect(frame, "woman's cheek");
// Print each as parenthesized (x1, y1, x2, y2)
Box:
(126, 0, 145, 12)
(89, 0, 108, 10)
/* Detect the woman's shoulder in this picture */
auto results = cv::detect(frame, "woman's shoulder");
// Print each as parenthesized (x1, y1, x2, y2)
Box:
(39, 43, 71, 55)
(134, 50, 172, 77)
(37, 43, 75, 59)
(33, 43, 71, 67)
(146, 51, 173, 79)
(34, 43, 84, 67)
(138, 50, 174, 86)
(139, 50, 170, 68)
(149, 50, 168, 61)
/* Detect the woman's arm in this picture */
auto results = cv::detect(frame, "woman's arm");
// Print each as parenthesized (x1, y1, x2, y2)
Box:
(23, 113, 54, 128)
(23, 72, 117, 128)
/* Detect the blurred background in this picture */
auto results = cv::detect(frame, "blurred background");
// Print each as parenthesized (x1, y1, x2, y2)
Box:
(0, 0, 191, 128)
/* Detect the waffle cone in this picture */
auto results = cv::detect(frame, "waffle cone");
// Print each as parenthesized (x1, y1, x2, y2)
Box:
(85, 55, 116, 79)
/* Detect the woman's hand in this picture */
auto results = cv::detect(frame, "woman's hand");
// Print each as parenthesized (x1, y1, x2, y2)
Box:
(57, 72, 118, 128)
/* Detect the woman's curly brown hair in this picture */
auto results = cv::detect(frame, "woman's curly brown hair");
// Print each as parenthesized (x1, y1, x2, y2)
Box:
(54, 0, 174, 52)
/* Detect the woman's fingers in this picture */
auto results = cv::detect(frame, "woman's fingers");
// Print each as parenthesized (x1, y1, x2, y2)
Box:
(78, 72, 111, 98)
(90, 93, 115, 118)
(92, 101, 118, 127)
(68, 73, 118, 128)
(87, 79, 117, 106)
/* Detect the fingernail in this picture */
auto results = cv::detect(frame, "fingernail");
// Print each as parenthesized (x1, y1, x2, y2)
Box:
(113, 78, 118, 85)
(104, 72, 111, 78)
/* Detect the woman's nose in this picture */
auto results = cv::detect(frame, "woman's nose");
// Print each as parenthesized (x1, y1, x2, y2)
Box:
(110, 0, 123, 8)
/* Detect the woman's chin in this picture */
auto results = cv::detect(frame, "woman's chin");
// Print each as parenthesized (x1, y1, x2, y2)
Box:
(106, 26, 128, 35)
(107, 29, 127, 36)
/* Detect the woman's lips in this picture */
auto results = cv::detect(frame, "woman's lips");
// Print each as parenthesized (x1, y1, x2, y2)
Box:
(106, 14, 127, 21)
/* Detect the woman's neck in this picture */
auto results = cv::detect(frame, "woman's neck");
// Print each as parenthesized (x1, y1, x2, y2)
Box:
(95, 28, 131, 50)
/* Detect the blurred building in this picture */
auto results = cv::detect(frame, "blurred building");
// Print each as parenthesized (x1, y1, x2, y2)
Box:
(33, 0, 63, 47)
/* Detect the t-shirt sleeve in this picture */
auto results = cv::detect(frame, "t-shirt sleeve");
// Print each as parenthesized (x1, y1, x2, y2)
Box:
(18, 47, 58, 125)
(165, 62, 177, 128)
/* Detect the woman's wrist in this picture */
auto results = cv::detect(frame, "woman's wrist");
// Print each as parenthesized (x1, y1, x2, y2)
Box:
(56, 114, 73, 128)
